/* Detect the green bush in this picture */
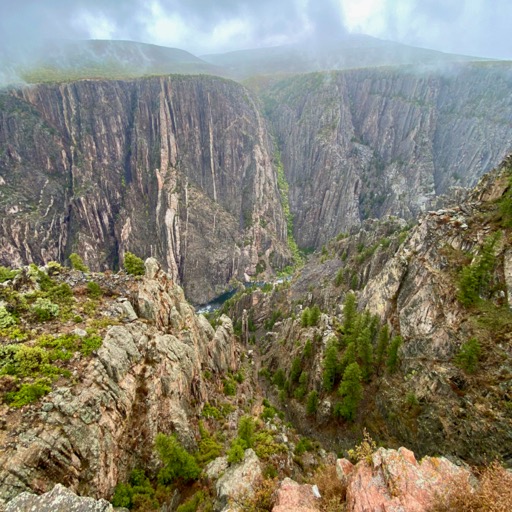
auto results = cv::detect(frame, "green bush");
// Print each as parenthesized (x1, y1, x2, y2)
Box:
(155, 433, 201, 484)
(32, 297, 59, 321)
(176, 491, 208, 512)
(457, 233, 499, 306)
(124, 252, 145, 276)
(289, 357, 302, 384)
(196, 422, 222, 465)
(5, 379, 51, 407)
(272, 368, 286, 389)
(238, 416, 255, 449)
(301, 305, 321, 327)
(69, 253, 89, 272)
(455, 338, 482, 374)
(223, 379, 237, 396)
(87, 281, 103, 299)
(0, 306, 16, 328)
(0, 266, 17, 283)
(227, 438, 246, 464)
(80, 334, 102, 356)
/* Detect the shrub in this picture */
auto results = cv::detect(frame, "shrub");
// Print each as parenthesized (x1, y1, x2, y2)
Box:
(272, 369, 286, 389)
(238, 416, 255, 449)
(196, 422, 222, 465)
(81, 334, 102, 356)
(69, 253, 89, 271)
(313, 465, 347, 511)
(295, 437, 314, 455)
(431, 461, 512, 512)
(0, 306, 16, 329)
(32, 298, 59, 321)
(347, 428, 378, 464)
(176, 491, 208, 512)
(455, 337, 482, 374)
(155, 433, 201, 484)
(87, 281, 103, 298)
(124, 252, 145, 276)
(227, 438, 246, 464)
(0, 266, 17, 283)
(223, 379, 237, 396)
(457, 233, 499, 306)
(5, 379, 52, 407)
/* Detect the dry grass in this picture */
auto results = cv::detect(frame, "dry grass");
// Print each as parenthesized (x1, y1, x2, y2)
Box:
(314, 465, 347, 512)
(431, 462, 512, 512)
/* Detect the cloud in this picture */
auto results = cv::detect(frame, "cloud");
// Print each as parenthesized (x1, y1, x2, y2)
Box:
(0, 0, 510, 59)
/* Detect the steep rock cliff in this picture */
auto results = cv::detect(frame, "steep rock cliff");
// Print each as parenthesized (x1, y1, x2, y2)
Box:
(0, 258, 240, 504)
(262, 62, 512, 249)
(223, 156, 512, 464)
(0, 76, 290, 304)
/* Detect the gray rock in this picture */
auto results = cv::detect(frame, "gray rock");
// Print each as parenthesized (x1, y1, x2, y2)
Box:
(215, 449, 262, 511)
(5, 484, 113, 512)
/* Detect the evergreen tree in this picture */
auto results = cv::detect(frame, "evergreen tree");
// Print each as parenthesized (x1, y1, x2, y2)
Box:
(306, 390, 319, 415)
(155, 434, 201, 484)
(338, 362, 363, 421)
(342, 293, 357, 338)
(237, 415, 255, 448)
(455, 338, 482, 374)
(386, 335, 403, 373)
(339, 342, 357, 375)
(289, 357, 302, 384)
(375, 324, 390, 368)
(303, 339, 313, 360)
(322, 339, 339, 392)
(356, 326, 373, 380)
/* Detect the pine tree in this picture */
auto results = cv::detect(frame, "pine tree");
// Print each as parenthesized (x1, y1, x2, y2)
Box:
(375, 324, 390, 369)
(455, 338, 482, 374)
(338, 362, 363, 421)
(339, 342, 357, 375)
(356, 326, 373, 380)
(322, 340, 339, 392)
(306, 391, 319, 415)
(342, 293, 357, 338)
(386, 335, 403, 373)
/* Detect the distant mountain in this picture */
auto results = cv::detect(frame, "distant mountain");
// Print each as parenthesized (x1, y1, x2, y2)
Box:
(11, 39, 226, 83)
(202, 34, 488, 79)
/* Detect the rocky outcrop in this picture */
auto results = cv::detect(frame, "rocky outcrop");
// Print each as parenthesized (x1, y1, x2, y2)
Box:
(214, 449, 262, 511)
(0, 259, 240, 505)
(4, 484, 114, 512)
(272, 478, 320, 512)
(0, 76, 290, 304)
(263, 63, 512, 248)
(337, 447, 469, 512)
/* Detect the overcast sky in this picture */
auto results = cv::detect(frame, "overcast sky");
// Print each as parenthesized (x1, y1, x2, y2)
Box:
(0, 0, 511, 59)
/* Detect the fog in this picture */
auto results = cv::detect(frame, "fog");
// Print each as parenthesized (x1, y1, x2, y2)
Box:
(0, 0, 511, 60)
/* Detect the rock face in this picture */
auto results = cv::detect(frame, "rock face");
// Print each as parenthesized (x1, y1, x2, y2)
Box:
(4, 484, 114, 512)
(0, 259, 240, 504)
(338, 447, 469, 512)
(272, 478, 320, 512)
(0, 76, 290, 304)
(263, 63, 512, 248)
(215, 449, 262, 511)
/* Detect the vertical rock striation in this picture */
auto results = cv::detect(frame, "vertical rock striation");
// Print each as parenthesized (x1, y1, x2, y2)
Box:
(0, 76, 290, 304)
(263, 63, 512, 249)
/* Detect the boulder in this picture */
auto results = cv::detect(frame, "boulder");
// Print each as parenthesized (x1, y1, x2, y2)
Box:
(215, 449, 262, 511)
(272, 478, 320, 512)
(4, 484, 115, 512)
(341, 447, 470, 512)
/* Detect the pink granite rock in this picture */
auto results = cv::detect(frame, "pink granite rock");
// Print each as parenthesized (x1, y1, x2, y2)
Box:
(341, 447, 469, 512)
(272, 478, 320, 512)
